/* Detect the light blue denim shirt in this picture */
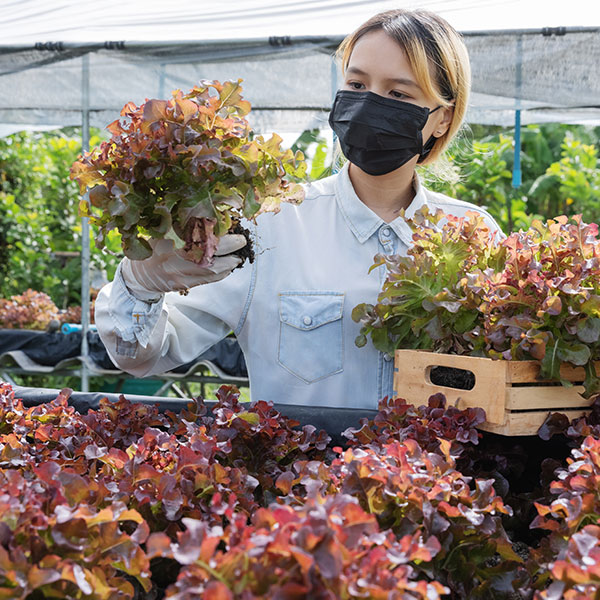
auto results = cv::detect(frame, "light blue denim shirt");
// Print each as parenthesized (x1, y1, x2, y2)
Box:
(94, 162, 502, 409)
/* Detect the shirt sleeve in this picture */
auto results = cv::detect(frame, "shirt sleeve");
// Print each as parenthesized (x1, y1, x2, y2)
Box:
(103, 261, 165, 350)
(94, 248, 256, 378)
(477, 210, 506, 241)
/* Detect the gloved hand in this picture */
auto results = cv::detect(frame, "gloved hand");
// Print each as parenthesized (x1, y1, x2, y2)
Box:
(120, 234, 247, 302)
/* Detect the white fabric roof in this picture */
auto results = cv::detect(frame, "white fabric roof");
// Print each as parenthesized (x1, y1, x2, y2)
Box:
(2, 0, 598, 41)
(0, 1, 599, 134)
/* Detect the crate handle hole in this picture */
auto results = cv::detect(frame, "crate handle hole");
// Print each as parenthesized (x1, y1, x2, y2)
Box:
(426, 365, 476, 391)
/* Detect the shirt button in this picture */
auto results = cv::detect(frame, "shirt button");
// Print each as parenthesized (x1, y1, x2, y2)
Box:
(381, 227, 391, 237)
(303, 316, 312, 326)
(383, 352, 393, 362)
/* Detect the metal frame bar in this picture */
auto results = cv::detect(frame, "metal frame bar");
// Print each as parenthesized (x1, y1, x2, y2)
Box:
(512, 32, 523, 189)
(0, 27, 598, 53)
(0, 363, 248, 395)
(80, 53, 91, 392)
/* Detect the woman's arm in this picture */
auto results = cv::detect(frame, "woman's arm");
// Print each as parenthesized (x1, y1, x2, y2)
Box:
(94, 241, 256, 378)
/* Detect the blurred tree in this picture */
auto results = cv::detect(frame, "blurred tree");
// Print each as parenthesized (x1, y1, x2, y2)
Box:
(0, 128, 120, 307)
(422, 123, 600, 233)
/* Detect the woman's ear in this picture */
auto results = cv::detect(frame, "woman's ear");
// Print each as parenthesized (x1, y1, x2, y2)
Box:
(433, 104, 454, 137)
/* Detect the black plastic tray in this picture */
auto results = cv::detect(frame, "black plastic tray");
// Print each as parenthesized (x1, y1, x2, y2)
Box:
(12, 385, 377, 446)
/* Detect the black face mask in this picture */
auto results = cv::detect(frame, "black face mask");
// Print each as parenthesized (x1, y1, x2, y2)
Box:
(328, 90, 441, 176)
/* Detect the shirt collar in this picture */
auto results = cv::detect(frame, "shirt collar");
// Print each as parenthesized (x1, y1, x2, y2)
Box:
(334, 161, 427, 246)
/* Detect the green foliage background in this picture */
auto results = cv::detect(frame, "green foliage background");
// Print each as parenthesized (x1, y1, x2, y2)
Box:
(0, 122, 599, 310)
(422, 123, 600, 233)
(0, 127, 120, 308)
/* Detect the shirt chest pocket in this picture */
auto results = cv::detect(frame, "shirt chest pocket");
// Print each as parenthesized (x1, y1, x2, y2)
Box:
(278, 292, 345, 384)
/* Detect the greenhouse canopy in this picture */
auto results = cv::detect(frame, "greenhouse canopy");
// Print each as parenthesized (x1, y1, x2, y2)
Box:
(0, 0, 599, 137)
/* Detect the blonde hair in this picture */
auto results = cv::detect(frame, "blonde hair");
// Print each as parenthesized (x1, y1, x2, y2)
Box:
(335, 8, 471, 165)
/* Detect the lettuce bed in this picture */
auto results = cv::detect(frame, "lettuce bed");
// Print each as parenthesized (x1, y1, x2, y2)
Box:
(1, 382, 599, 599)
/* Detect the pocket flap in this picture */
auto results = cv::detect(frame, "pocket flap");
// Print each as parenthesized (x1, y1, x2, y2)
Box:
(279, 292, 344, 331)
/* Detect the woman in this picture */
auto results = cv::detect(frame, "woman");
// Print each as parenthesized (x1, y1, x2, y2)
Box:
(94, 8, 501, 409)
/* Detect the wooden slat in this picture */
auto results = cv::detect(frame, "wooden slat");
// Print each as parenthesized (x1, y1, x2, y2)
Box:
(506, 386, 594, 410)
(393, 350, 600, 384)
(507, 360, 600, 384)
(505, 361, 541, 383)
(480, 409, 591, 436)
(393, 350, 506, 425)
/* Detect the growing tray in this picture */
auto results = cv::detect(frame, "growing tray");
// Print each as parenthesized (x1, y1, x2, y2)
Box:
(393, 349, 599, 436)
(12, 385, 377, 447)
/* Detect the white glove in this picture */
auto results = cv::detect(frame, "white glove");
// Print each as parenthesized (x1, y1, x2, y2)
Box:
(120, 234, 247, 302)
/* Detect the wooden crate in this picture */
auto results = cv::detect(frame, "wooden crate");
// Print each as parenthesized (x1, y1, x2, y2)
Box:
(393, 349, 598, 436)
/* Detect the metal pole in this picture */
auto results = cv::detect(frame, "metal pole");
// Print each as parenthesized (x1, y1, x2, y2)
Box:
(158, 62, 166, 98)
(512, 35, 523, 190)
(507, 35, 524, 233)
(513, 108, 522, 189)
(80, 53, 90, 392)
(330, 56, 339, 174)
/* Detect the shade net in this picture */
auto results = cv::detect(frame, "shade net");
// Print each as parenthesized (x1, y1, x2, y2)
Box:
(0, 27, 598, 135)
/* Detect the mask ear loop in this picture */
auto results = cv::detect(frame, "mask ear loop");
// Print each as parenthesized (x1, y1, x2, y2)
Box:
(417, 135, 437, 163)
(416, 105, 444, 163)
